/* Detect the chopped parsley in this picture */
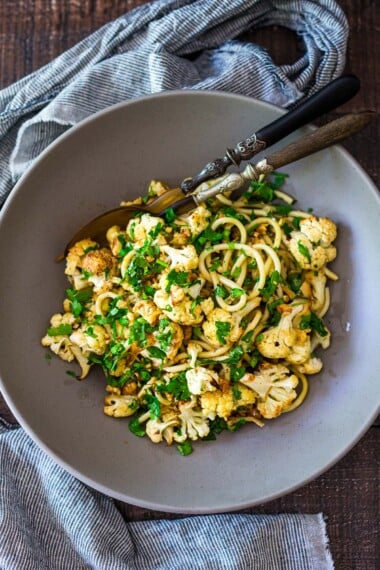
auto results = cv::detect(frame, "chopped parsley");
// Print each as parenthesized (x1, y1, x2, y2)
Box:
(287, 272, 303, 293)
(47, 324, 73, 337)
(65, 370, 77, 378)
(224, 346, 244, 365)
(129, 317, 153, 347)
(176, 440, 193, 456)
(158, 371, 191, 401)
(297, 241, 311, 263)
(246, 180, 275, 203)
(164, 208, 177, 223)
(215, 321, 231, 345)
(192, 226, 224, 254)
(165, 269, 190, 292)
(231, 288, 244, 298)
(203, 417, 246, 441)
(214, 284, 228, 299)
(145, 394, 161, 419)
(260, 270, 283, 301)
(124, 240, 167, 290)
(300, 313, 328, 337)
(129, 417, 146, 437)
(147, 346, 166, 360)
(231, 366, 246, 382)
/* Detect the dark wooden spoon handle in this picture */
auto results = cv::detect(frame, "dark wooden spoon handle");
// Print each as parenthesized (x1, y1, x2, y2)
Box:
(265, 111, 375, 171)
(180, 74, 360, 194)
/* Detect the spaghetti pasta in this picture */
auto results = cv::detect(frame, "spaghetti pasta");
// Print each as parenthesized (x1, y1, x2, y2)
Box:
(42, 174, 338, 455)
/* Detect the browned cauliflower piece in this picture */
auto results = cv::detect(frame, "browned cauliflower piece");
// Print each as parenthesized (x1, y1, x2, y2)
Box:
(240, 363, 298, 419)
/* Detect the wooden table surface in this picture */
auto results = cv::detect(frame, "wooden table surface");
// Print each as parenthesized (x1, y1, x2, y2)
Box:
(0, 1, 378, 568)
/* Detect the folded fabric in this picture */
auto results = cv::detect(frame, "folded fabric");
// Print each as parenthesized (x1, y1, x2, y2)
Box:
(0, 0, 348, 207)
(0, 419, 334, 570)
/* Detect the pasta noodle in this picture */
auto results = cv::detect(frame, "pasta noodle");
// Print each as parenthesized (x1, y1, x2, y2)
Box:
(42, 174, 338, 456)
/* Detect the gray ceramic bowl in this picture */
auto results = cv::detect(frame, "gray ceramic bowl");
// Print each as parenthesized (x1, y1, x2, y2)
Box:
(0, 91, 379, 513)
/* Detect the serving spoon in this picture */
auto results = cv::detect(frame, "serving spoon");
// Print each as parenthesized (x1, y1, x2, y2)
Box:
(56, 110, 374, 262)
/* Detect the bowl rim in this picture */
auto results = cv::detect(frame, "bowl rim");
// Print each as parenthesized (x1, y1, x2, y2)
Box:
(0, 89, 379, 514)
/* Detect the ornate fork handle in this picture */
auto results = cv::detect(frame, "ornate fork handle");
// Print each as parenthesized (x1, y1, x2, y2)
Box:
(180, 74, 360, 195)
(180, 135, 267, 194)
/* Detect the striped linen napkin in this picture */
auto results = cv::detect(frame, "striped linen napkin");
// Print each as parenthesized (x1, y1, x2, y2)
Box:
(0, 419, 334, 569)
(0, 0, 347, 568)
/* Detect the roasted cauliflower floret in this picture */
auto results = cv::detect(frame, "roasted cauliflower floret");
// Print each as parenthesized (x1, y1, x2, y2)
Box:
(42, 313, 77, 360)
(145, 179, 170, 199)
(145, 410, 179, 445)
(186, 366, 219, 395)
(103, 394, 139, 418)
(126, 213, 166, 244)
(257, 303, 311, 364)
(200, 385, 256, 420)
(304, 270, 326, 312)
(65, 238, 99, 279)
(141, 320, 184, 365)
(134, 299, 161, 326)
(161, 244, 199, 271)
(300, 216, 337, 246)
(296, 356, 323, 375)
(173, 398, 210, 442)
(41, 335, 75, 362)
(81, 248, 115, 276)
(182, 205, 212, 237)
(106, 225, 123, 256)
(42, 312, 93, 379)
(187, 342, 202, 367)
(200, 389, 235, 421)
(236, 384, 257, 407)
(240, 363, 298, 419)
(49, 312, 76, 328)
(286, 216, 337, 270)
(69, 324, 109, 355)
(154, 289, 204, 325)
(202, 308, 239, 347)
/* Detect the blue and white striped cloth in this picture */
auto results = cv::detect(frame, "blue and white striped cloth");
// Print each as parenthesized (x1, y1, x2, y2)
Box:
(0, 420, 334, 570)
(0, 0, 347, 567)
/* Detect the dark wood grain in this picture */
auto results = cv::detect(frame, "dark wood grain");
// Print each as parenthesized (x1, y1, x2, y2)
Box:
(0, 1, 379, 569)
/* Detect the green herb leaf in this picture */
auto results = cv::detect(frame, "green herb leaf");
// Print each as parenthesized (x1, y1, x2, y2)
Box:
(129, 317, 153, 347)
(129, 418, 146, 437)
(145, 394, 161, 419)
(287, 272, 303, 293)
(300, 313, 328, 337)
(231, 288, 244, 298)
(224, 346, 244, 365)
(231, 366, 246, 382)
(260, 270, 283, 301)
(47, 324, 73, 337)
(214, 284, 228, 299)
(159, 371, 191, 401)
(248, 349, 262, 369)
(275, 204, 293, 216)
(297, 241, 311, 263)
(215, 321, 231, 345)
(270, 171, 289, 189)
(248, 180, 275, 203)
(165, 269, 190, 292)
(164, 208, 177, 223)
(66, 370, 77, 377)
(146, 346, 166, 360)
(176, 440, 193, 456)
(241, 330, 254, 344)
(293, 217, 302, 231)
